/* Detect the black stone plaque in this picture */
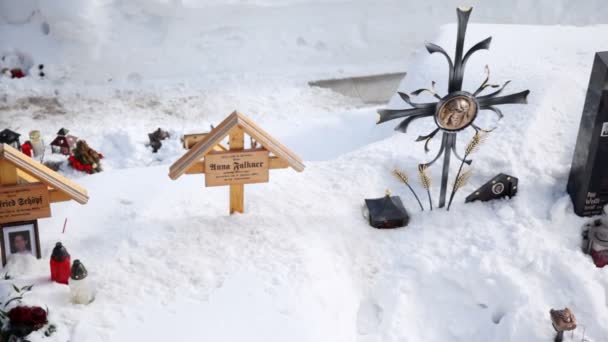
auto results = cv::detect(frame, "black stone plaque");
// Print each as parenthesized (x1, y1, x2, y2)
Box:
(567, 52, 608, 217)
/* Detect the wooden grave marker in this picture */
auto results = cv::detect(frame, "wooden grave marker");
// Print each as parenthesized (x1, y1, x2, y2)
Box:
(0, 144, 89, 264)
(169, 111, 305, 214)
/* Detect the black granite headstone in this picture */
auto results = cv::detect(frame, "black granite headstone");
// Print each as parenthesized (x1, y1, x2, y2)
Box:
(567, 51, 608, 217)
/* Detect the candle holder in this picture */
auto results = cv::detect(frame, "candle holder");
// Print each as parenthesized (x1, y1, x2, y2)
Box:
(550, 308, 577, 342)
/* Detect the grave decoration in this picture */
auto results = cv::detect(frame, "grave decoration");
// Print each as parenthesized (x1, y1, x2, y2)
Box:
(0, 129, 21, 150)
(50, 242, 71, 284)
(29, 130, 45, 158)
(0, 284, 56, 340)
(393, 169, 424, 211)
(376, 7, 529, 208)
(68, 140, 103, 174)
(0, 143, 89, 265)
(50, 128, 77, 156)
(582, 218, 608, 268)
(567, 51, 608, 217)
(363, 190, 410, 229)
(465, 173, 518, 203)
(550, 308, 577, 342)
(182, 126, 216, 150)
(20, 141, 33, 158)
(148, 128, 170, 153)
(70, 259, 94, 304)
(169, 111, 305, 214)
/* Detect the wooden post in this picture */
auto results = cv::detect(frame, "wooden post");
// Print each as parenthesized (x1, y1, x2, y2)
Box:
(229, 127, 245, 214)
(0, 160, 18, 186)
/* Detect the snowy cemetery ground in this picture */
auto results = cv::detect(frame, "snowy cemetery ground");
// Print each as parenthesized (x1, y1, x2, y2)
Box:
(0, 18, 608, 342)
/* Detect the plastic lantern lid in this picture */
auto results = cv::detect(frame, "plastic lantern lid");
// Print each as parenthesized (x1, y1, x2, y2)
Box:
(70, 260, 88, 280)
(51, 242, 70, 261)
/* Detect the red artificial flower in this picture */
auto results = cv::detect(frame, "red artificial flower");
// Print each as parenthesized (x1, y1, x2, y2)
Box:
(30, 307, 48, 328)
(8, 306, 32, 325)
(7, 306, 48, 330)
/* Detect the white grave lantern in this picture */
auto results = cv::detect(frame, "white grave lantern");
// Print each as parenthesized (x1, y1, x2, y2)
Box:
(69, 260, 95, 304)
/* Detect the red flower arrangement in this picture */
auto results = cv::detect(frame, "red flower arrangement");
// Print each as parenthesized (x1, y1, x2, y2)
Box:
(7, 306, 48, 330)
(68, 154, 104, 174)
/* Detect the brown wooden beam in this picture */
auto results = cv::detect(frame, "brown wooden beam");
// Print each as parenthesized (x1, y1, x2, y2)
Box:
(0, 160, 18, 185)
(229, 127, 244, 214)
(49, 189, 72, 203)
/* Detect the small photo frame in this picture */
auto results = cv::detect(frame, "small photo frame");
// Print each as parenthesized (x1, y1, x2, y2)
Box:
(602, 122, 608, 137)
(0, 220, 41, 266)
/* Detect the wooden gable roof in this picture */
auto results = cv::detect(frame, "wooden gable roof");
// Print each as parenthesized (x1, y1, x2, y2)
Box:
(0, 144, 89, 204)
(169, 111, 305, 180)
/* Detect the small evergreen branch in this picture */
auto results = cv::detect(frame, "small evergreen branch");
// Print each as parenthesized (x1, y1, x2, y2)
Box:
(417, 164, 433, 211)
(393, 169, 424, 211)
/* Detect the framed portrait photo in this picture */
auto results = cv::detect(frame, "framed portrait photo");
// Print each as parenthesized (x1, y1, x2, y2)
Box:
(0, 220, 41, 266)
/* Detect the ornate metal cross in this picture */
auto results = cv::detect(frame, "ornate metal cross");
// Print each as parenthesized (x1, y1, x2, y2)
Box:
(377, 7, 529, 208)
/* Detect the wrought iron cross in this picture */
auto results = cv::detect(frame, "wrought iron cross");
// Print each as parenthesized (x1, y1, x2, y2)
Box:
(377, 7, 529, 208)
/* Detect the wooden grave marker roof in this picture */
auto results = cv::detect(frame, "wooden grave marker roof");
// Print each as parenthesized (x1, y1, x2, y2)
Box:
(169, 111, 305, 180)
(0, 143, 89, 204)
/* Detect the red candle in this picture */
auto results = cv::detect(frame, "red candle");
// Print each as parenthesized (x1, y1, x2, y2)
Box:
(50, 242, 71, 284)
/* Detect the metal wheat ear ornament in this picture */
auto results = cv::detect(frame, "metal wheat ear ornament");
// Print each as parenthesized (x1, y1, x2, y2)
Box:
(377, 7, 529, 208)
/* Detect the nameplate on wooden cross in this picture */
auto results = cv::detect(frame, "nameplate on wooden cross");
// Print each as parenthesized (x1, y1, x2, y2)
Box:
(205, 149, 270, 187)
(0, 183, 51, 224)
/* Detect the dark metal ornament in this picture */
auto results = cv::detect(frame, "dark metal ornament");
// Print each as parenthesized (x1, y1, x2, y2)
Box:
(465, 173, 518, 203)
(377, 7, 530, 208)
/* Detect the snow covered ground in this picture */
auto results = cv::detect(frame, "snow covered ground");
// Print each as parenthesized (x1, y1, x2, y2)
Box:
(1, 2, 608, 342)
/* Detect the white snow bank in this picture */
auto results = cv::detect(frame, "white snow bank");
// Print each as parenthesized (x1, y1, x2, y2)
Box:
(0, 9, 608, 342)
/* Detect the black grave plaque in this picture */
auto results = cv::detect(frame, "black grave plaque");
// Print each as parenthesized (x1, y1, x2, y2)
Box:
(567, 52, 608, 216)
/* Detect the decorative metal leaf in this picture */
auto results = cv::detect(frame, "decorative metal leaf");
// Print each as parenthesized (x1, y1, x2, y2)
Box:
(483, 106, 504, 119)
(478, 90, 530, 107)
(411, 81, 443, 100)
(477, 80, 511, 99)
(416, 128, 441, 152)
(395, 113, 434, 133)
(398, 92, 437, 109)
(415, 128, 440, 142)
(377, 107, 435, 124)
(425, 42, 455, 69)
(472, 123, 496, 133)
(462, 37, 492, 68)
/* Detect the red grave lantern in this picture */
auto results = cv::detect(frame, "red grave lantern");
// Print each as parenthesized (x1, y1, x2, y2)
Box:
(21, 141, 32, 157)
(50, 242, 71, 284)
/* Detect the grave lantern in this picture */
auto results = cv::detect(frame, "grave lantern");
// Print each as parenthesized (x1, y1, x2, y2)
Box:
(20, 141, 32, 158)
(69, 260, 94, 304)
(364, 191, 410, 229)
(582, 218, 608, 267)
(50, 128, 78, 156)
(29, 130, 45, 157)
(50, 242, 71, 285)
(0, 129, 21, 150)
